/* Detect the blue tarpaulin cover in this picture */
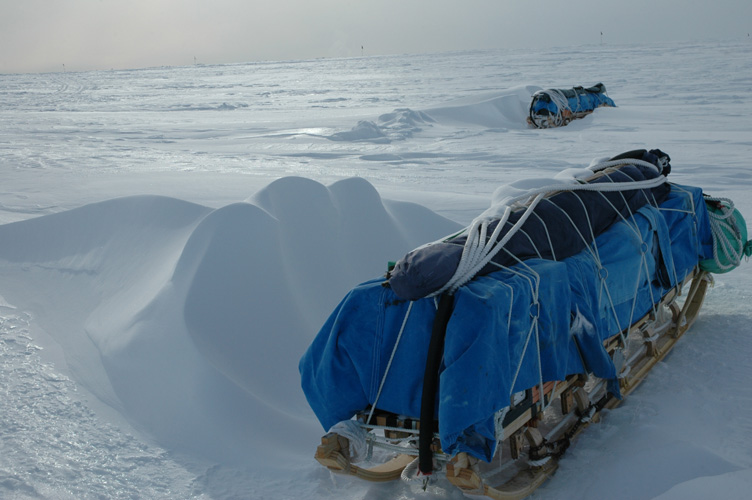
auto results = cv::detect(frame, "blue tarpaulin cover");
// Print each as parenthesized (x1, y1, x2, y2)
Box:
(300, 184, 713, 461)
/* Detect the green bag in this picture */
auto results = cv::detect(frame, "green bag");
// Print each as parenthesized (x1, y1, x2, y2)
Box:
(699, 199, 752, 274)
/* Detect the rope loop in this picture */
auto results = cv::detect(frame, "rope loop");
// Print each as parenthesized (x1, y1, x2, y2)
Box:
(705, 196, 747, 271)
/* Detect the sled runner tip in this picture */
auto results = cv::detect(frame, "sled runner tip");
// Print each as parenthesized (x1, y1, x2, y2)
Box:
(447, 452, 558, 500)
(315, 433, 414, 482)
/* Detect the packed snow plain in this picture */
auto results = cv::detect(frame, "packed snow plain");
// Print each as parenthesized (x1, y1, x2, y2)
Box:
(1, 39, 751, 500)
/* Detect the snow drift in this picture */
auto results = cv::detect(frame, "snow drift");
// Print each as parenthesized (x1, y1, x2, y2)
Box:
(0, 178, 461, 463)
(326, 86, 539, 142)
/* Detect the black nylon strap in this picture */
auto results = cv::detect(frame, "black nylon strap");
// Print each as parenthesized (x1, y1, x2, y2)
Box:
(418, 293, 454, 474)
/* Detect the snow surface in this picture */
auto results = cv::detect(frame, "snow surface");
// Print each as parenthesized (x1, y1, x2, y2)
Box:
(1, 40, 751, 499)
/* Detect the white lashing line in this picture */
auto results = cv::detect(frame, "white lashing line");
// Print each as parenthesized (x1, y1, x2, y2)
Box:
(440, 158, 670, 443)
(362, 158, 679, 453)
(536, 89, 571, 126)
(366, 300, 415, 426)
(546, 89, 572, 115)
(430, 159, 666, 298)
(705, 196, 745, 271)
(488, 258, 541, 408)
(660, 184, 696, 287)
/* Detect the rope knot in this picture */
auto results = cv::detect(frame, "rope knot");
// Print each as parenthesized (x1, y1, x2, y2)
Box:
(529, 302, 541, 320)
(598, 267, 609, 280)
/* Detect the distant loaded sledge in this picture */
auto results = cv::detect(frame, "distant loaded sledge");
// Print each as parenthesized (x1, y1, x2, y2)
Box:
(528, 83, 615, 128)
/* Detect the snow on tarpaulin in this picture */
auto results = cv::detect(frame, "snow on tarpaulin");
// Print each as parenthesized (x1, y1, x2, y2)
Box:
(300, 175, 714, 462)
(528, 83, 615, 128)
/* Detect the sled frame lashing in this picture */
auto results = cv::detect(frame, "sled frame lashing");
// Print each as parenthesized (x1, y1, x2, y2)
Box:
(528, 108, 595, 129)
(313, 269, 710, 498)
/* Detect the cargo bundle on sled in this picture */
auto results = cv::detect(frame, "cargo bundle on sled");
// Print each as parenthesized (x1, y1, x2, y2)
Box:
(299, 149, 751, 499)
(528, 83, 615, 128)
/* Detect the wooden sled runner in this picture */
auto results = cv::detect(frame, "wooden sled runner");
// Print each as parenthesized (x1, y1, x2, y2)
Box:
(315, 433, 415, 482)
(314, 268, 711, 498)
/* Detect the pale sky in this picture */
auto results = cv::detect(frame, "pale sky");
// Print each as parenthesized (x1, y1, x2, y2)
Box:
(1, 0, 749, 74)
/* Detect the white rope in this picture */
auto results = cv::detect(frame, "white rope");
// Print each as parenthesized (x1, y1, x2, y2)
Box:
(531, 210, 557, 260)
(705, 196, 744, 271)
(430, 166, 667, 297)
(545, 89, 571, 127)
(609, 175, 659, 340)
(429, 161, 669, 432)
(486, 261, 540, 401)
(625, 250, 649, 344)
(531, 89, 570, 128)
(546, 89, 571, 114)
(485, 251, 562, 420)
(658, 185, 695, 288)
(598, 264, 624, 338)
(401, 457, 422, 483)
(390, 160, 673, 450)
(367, 300, 414, 425)
(542, 196, 598, 261)
(509, 254, 554, 412)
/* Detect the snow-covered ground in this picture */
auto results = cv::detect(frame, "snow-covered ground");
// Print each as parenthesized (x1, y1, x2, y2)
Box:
(1, 40, 751, 499)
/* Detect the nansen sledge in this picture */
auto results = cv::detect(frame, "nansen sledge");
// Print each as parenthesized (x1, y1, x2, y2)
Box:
(527, 83, 615, 128)
(299, 149, 751, 499)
